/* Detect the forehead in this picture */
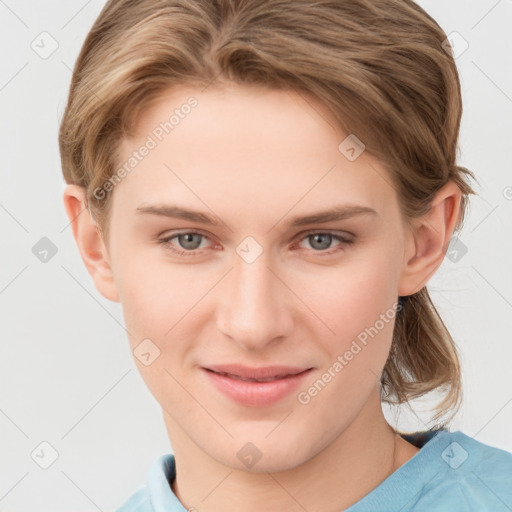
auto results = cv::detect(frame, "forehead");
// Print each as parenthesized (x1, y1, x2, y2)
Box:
(127, 83, 342, 161)
(114, 84, 398, 221)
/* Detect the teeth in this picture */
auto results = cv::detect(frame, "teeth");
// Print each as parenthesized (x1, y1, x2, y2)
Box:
(220, 372, 286, 382)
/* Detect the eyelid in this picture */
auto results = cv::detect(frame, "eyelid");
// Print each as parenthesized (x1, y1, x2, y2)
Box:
(158, 229, 355, 257)
(290, 230, 355, 255)
(292, 228, 355, 242)
(159, 229, 217, 251)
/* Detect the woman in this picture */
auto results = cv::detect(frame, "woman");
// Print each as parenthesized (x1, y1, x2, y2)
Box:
(59, 0, 512, 510)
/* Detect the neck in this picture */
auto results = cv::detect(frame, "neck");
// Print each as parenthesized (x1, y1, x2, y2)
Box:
(166, 389, 414, 512)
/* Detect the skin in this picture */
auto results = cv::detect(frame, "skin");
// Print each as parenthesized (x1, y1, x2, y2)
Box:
(64, 83, 461, 512)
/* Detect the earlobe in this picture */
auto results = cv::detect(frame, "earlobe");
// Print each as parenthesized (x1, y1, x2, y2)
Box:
(398, 181, 462, 296)
(62, 184, 120, 302)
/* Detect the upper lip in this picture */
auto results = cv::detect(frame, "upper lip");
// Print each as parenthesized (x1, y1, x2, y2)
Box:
(204, 364, 312, 380)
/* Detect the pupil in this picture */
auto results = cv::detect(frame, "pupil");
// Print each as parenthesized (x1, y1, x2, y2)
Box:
(180, 233, 201, 249)
(311, 234, 331, 250)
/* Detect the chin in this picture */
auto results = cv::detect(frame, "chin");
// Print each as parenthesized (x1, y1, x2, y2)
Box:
(210, 438, 311, 474)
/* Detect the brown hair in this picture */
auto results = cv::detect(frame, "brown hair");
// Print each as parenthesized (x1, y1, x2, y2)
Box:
(59, 0, 476, 428)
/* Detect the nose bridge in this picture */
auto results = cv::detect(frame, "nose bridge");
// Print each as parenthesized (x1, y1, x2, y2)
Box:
(233, 251, 273, 308)
(217, 246, 291, 348)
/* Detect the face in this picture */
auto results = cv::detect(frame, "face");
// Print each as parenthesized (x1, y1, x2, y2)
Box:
(105, 83, 410, 472)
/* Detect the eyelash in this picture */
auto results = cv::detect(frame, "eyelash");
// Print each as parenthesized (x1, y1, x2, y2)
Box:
(157, 230, 355, 257)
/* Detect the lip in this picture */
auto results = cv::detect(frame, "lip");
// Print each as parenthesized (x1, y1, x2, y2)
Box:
(205, 364, 311, 379)
(202, 365, 313, 407)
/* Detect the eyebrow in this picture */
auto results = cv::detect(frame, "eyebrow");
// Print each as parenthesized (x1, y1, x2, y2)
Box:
(135, 204, 378, 227)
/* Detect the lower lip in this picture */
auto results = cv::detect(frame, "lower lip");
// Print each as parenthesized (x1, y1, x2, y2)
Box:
(203, 368, 313, 407)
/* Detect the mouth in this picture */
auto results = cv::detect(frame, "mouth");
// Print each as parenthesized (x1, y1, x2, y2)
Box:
(201, 365, 314, 407)
(203, 364, 313, 381)
(204, 369, 310, 382)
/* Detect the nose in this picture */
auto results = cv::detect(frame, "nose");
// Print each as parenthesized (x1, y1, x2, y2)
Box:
(215, 248, 294, 351)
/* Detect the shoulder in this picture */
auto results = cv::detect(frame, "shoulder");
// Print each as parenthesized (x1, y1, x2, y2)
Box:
(114, 453, 178, 512)
(115, 486, 152, 512)
(436, 430, 512, 479)
(416, 430, 512, 512)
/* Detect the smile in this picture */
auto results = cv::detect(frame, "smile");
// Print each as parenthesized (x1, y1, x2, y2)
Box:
(202, 366, 313, 407)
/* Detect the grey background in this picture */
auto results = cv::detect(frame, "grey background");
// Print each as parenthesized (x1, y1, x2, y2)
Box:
(1, 0, 511, 510)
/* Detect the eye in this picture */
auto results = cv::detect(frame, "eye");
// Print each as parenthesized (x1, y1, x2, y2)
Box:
(158, 230, 354, 257)
(158, 231, 214, 256)
(293, 231, 354, 255)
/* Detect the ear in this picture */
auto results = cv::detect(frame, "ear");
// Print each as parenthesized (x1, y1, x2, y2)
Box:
(62, 184, 120, 302)
(398, 180, 462, 296)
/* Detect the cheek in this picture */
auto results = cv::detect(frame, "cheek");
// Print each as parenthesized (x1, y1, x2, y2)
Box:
(299, 247, 401, 387)
(304, 254, 399, 336)
(296, 260, 399, 419)
(112, 248, 218, 404)
(113, 234, 401, 345)
(108, 228, 193, 337)
(112, 253, 202, 406)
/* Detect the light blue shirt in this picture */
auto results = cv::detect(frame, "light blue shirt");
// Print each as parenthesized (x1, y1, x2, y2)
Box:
(116, 429, 512, 511)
